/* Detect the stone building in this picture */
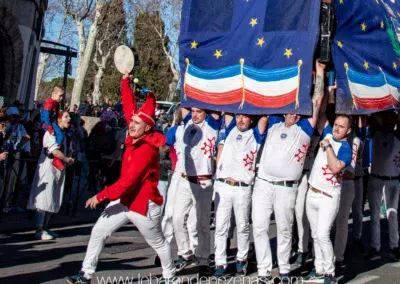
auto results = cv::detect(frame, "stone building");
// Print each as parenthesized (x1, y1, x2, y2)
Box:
(0, 0, 47, 108)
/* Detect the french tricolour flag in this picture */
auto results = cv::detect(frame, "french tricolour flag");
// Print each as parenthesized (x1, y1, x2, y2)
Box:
(184, 59, 302, 109)
(346, 66, 400, 110)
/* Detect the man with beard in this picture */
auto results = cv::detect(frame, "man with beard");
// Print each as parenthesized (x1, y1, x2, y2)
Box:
(173, 107, 220, 276)
(213, 113, 267, 277)
(252, 60, 326, 283)
(303, 114, 353, 284)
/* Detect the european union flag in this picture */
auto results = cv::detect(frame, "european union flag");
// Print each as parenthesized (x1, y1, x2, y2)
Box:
(333, 0, 400, 114)
(179, 0, 321, 115)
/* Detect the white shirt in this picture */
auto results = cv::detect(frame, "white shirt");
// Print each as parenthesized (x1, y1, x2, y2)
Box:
(309, 125, 352, 193)
(181, 113, 220, 176)
(216, 122, 265, 184)
(258, 116, 314, 181)
(371, 130, 400, 176)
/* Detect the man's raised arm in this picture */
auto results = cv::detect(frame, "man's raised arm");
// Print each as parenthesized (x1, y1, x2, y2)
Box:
(121, 72, 136, 122)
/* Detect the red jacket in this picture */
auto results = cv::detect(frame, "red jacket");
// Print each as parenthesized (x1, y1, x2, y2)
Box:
(96, 79, 165, 216)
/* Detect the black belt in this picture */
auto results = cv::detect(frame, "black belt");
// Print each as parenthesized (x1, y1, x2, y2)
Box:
(259, 177, 298, 188)
(354, 176, 363, 180)
(370, 173, 399, 181)
(181, 173, 212, 184)
(217, 178, 249, 187)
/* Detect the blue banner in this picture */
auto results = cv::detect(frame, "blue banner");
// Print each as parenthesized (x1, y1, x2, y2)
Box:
(179, 0, 321, 115)
(333, 0, 400, 114)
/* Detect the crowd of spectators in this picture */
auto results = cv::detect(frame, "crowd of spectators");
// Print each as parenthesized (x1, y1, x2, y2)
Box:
(0, 97, 177, 219)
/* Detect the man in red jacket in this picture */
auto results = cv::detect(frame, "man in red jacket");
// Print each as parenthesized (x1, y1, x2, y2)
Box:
(66, 73, 176, 284)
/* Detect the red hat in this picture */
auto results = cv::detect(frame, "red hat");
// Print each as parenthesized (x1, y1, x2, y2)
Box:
(135, 92, 156, 127)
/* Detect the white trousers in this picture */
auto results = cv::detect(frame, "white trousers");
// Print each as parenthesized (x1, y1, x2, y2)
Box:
(352, 177, 364, 240)
(306, 188, 340, 275)
(162, 172, 197, 255)
(81, 201, 175, 279)
(294, 172, 311, 253)
(158, 180, 168, 213)
(214, 181, 252, 267)
(252, 178, 297, 275)
(173, 177, 213, 265)
(368, 176, 400, 250)
(334, 180, 355, 262)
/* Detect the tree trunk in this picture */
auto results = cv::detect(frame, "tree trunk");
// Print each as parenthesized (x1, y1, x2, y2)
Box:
(70, 2, 104, 110)
(92, 67, 104, 104)
(35, 13, 67, 100)
(34, 53, 50, 100)
(167, 75, 178, 102)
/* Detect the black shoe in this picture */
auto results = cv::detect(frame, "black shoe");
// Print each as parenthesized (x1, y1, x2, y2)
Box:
(198, 265, 212, 277)
(258, 275, 272, 284)
(66, 271, 90, 284)
(334, 260, 343, 276)
(236, 260, 247, 276)
(154, 255, 161, 267)
(214, 265, 226, 279)
(389, 247, 400, 261)
(176, 254, 197, 272)
(323, 274, 337, 284)
(367, 248, 381, 260)
(302, 269, 324, 283)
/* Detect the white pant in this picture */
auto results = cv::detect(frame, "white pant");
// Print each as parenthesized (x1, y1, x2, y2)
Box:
(334, 180, 355, 262)
(306, 188, 340, 275)
(214, 181, 252, 267)
(162, 172, 197, 255)
(352, 177, 364, 240)
(173, 177, 213, 265)
(158, 180, 168, 213)
(252, 178, 297, 275)
(81, 201, 175, 279)
(368, 176, 400, 250)
(294, 172, 311, 253)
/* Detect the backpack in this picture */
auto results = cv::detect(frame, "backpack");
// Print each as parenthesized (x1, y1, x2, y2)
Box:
(99, 128, 117, 155)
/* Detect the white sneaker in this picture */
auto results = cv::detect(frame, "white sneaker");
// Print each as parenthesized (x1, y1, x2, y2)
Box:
(35, 230, 54, 240)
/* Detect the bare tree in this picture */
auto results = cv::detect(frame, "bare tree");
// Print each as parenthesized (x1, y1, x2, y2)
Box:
(92, 0, 126, 104)
(60, 0, 108, 110)
(35, 0, 69, 99)
(128, 0, 182, 101)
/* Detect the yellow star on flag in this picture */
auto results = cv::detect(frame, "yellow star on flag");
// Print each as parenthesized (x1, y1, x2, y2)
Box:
(257, 37, 265, 47)
(250, 18, 258, 27)
(375, 0, 379, 4)
(381, 21, 384, 29)
(361, 22, 367, 31)
(339, 0, 343, 3)
(214, 49, 222, 59)
(398, 12, 400, 17)
(337, 41, 343, 48)
(191, 40, 198, 49)
(284, 49, 293, 59)
(394, 62, 398, 70)
(363, 61, 369, 69)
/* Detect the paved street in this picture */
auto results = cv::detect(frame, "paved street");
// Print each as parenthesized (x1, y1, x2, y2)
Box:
(1, 212, 400, 284)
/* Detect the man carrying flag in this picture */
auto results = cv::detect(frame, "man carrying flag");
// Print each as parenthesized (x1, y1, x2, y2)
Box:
(252, 60, 326, 283)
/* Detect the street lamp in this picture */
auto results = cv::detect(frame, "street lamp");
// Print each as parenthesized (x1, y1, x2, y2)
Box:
(133, 78, 139, 94)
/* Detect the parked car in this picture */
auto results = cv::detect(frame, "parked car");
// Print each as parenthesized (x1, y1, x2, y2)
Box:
(156, 101, 180, 115)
